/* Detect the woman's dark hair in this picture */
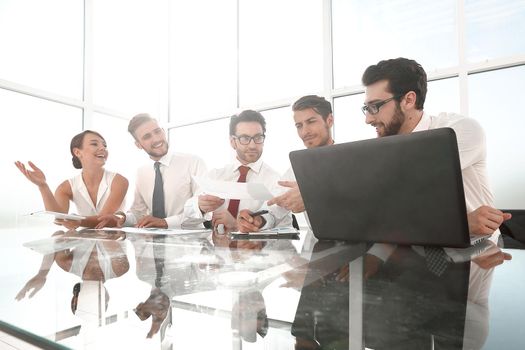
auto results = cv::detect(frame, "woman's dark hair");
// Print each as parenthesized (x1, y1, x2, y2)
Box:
(70, 130, 105, 169)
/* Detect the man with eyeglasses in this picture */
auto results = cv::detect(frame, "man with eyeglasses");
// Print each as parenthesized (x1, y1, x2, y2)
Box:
(362, 57, 511, 288)
(184, 110, 291, 231)
(237, 95, 334, 233)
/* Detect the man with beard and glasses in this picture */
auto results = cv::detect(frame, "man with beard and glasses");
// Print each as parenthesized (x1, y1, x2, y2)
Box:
(99, 114, 207, 229)
(184, 110, 291, 231)
(360, 57, 511, 304)
(237, 95, 334, 233)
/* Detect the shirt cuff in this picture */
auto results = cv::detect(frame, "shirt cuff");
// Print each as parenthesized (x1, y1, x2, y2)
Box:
(367, 243, 396, 262)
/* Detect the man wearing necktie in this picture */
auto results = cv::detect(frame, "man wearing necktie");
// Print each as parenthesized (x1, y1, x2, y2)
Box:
(100, 114, 207, 228)
(184, 110, 291, 231)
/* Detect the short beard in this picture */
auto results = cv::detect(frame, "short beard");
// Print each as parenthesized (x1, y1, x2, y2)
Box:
(382, 104, 405, 137)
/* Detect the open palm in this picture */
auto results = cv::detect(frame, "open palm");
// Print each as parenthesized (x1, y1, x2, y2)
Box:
(15, 161, 47, 187)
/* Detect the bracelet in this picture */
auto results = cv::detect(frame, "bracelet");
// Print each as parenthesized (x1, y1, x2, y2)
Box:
(114, 211, 126, 222)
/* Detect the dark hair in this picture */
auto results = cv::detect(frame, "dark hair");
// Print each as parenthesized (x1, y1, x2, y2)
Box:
(128, 113, 156, 139)
(70, 130, 105, 169)
(229, 110, 267, 136)
(361, 57, 427, 110)
(292, 95, 332, 121)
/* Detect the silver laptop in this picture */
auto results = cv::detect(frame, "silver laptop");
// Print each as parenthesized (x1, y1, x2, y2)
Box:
(290, 128, 477, 248)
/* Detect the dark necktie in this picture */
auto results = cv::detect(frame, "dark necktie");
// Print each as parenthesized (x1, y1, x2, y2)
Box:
(153, 236, 165, 288)
(424, 246, 449, 276)
(227, 166, 250, 218)
(152, 161, 166, 219)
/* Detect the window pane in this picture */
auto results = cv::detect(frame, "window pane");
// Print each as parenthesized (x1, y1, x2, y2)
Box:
(170, 0, 237, 124)
(424, 78, 460, 116)
(468, 66, 525, 208)
(466, 0, 525, 62)
(239, 0, 324, 106)
(332, 0, 457, 87)
(261, 108, 306, 175)
(1, 89, 82, 228)
(0, 0, 83, 98)
(92, 0, 166, 116)
(333, 94, 375, 143)
(169, 119, 232, 170)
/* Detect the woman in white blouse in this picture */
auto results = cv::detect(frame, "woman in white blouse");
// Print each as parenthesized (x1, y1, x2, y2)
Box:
(15, 130, 128, 229)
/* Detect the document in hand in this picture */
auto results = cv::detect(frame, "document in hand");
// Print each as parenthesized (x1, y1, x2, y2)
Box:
(192, 176, 274, 200)
(30, 211, 86, 221)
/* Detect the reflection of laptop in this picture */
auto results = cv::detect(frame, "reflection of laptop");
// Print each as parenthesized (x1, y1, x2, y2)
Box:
(290, 128, 477, 248)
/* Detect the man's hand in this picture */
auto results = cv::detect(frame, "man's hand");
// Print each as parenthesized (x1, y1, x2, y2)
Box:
(96, 214, 125, 229)
(473, 241, 512, 269)
(334, 254, 382, 282)
(211, 209, 237, 231)
(136, 216, 168, 228)
(468, 206, 512, 236)
(267, 181, 305, 213)
(198, 194, 225, 213)
(237, 209, 264, 233)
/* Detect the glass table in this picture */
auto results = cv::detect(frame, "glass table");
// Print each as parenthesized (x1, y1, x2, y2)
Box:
(0, 224, 523, 349)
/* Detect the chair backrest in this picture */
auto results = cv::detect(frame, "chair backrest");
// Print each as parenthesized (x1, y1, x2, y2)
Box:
(499, 209, 525, 249)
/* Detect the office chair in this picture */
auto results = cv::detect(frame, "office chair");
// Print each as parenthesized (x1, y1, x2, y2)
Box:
(499, 209, 525, 249)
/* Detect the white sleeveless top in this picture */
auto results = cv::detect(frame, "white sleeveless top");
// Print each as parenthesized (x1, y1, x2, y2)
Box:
(68, 170, 124, 216)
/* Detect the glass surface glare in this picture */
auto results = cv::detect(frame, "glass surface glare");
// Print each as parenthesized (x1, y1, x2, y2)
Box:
(332, 0, 457, 87)
(0, 0, 83, 98)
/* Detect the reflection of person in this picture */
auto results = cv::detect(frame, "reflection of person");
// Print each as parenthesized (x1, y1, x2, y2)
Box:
(16, 230, 129, 326)
(231, 290, 268, 343)
(15, 130, 128, 229)
(99, 114, 207, 229)
(184, 110, 289, 232)
(237, 95, 334, 232)
(16, 230, 129, 302)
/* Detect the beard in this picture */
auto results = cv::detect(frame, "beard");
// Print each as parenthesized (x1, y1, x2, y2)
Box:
(378, 105, 405, 137)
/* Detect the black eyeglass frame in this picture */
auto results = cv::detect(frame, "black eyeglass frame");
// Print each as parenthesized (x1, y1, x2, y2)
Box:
(232, 134, 266, 145)
(361, 95, 402, 116)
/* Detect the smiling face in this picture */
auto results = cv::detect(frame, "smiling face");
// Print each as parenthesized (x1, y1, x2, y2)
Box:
(230, 121, 264, 165)
(293, 108, 334, 148)
(133, 119, 169, 160)
(363, 79, 408, 138)
(72, 132, 108, 168)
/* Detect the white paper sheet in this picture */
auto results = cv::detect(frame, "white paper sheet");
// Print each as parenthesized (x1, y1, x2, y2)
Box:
(117, 227, 211, 235)
(30, 210, 86, 221)
(192, 176, 274, 200)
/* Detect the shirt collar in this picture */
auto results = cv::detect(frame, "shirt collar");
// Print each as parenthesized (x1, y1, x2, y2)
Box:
(412, 111, 431, 132)
(232, 157, 263, 174)
(155, 153, 171, 167)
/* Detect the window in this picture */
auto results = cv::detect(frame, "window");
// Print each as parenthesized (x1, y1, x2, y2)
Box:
(468, 66, 525, 208)
(0, 0, 83, 98)
(239, 0, 324, 106)
(1, 89, 82, 227)
(332, 0, 457, 88)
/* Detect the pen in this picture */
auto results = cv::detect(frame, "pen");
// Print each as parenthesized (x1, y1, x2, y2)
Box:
(250, 210, 268, 217)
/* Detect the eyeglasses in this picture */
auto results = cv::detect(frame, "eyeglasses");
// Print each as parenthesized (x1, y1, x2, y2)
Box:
(361, 96, 399, 116)
(232, 134, 266, 145)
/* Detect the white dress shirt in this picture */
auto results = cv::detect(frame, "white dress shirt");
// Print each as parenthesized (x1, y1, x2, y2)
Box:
(125, 153, 207, 228)
(69, 170, 125, 216)
(184, 157, 292, 227)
